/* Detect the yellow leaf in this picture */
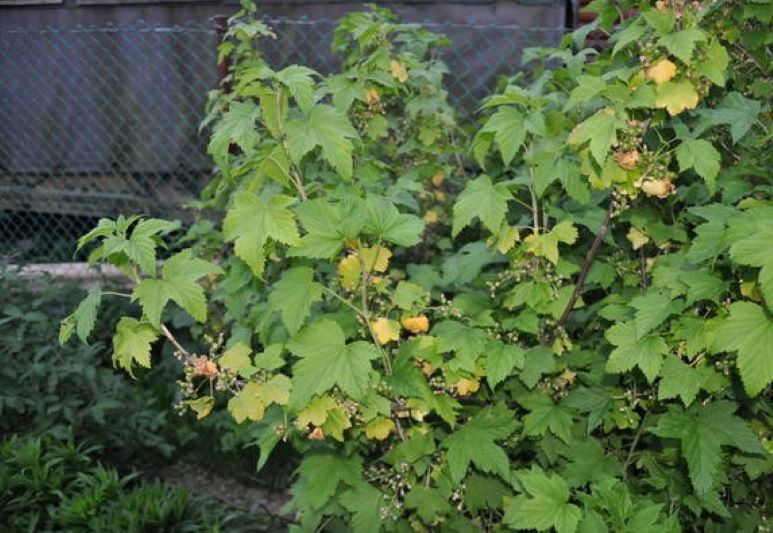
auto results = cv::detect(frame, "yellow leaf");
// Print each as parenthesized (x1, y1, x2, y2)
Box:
(401, 315, 430, 334)
(297, 395, 337, 427)
(188, 396, 215, 420)
(614, 150, 641, 170)
(228, 382, 266, 423)
(366, 89, 380, 105)
(655, 81, 700, 115)
(454, 377, 480, 396)
(640, 179, 675, 199)
(360, 245, 392, 272)
(364, 416, 396, 440)
(219, 342, 252, 370)
(626, 227, 650, 250)
(338, 254, 361, 290)
(423, 209, 440, 224)
(646, 59, 677, 85)
(372, 317, 401, 344)
(431, 170, 445, 186)
(390, 59, 409, 83)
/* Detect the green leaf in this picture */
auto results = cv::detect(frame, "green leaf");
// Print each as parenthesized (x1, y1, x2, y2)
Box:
(295, 453, 363, 510)
(657, 28, 706, 63)
(658, 356, 702, 406)
(60, 287, 102, 344)
(363, 196, 425, 247)
(520, 346, 556, 389)
(443, 404, 518, 482)
(713, 302, 773, 397)
(486, 341, 525, 390)
(287, 319, 379, 407)
(481, 106, 527, 164)
(504, 467, 582, 533)
(518, 393, 574, 443)
(694, 39, 729, 86)
(291, 199, 345, 259)
(113, 317, 158, 375)
(605, 322, 666, 382)
(564, 75, 606, 111)
(568, 107, 621, 165)
(676, 138, 721, 193)
(222, 192, 300, 276)
(452, 175, 512, 237)
(727, 210, 773, 268)
(285, 104, 358, 178)
(405, 486, 452, 523)
(433, 320, 488, 373)
(652, 401, 765, 495)
(696, 92, 761, 143)
(628, 290, 681, 338)
(340, 483, 385, 533)
(208, 101, 261, 160)
(268, 267, 323, 335)
(392, 281, 426, 311)
(464, 474, 511, 512)
(274, 65, 316, 113)
(133, 249, 221, 326)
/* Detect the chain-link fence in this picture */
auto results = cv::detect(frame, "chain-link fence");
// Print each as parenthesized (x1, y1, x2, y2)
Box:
(0, 17, 564, 265)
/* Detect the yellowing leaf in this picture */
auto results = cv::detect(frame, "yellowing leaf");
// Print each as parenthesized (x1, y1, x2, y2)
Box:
(337, 246, 392, 290)
(188, 396, 215, 420)
(646, 59, 677, 85)
(454, 377, 480, 396)
(257, 375, 292, 405)
(338, 254, 361, 290)
(297, 395, 338, 427)
(323, 407, 352, 441)
(364, 416, 396, 440)
(402, 315, 430, 334)
(372, 317, 401, 344)
(627, 227, 650, 250)
(360, 245, 392, 272)
(228, 382, 267, 423)
(390, 59, 409, 83)
(655, 81, 700, 115)
(219, 342, 252, 370)
(491, 225, 520, 254)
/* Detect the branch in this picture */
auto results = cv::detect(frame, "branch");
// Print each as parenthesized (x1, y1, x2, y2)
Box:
(549, 201, 615, 342)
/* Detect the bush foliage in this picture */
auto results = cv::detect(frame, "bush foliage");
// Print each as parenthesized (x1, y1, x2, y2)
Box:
(62, 0, 771, 530)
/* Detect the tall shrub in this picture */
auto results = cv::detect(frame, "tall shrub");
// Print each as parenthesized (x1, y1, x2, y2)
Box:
(62, 1, 771, 530)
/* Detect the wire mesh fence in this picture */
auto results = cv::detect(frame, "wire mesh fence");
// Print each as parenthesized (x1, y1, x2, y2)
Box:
(0, 17, 564, 265)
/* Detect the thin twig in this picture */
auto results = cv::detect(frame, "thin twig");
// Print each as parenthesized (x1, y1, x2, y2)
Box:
(357, 246, 392, 375)
(161, 324, 190, 356)
(320, 285, 367, 319)
(622, 414, 647, 481)
(549, 201, 615, 343)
